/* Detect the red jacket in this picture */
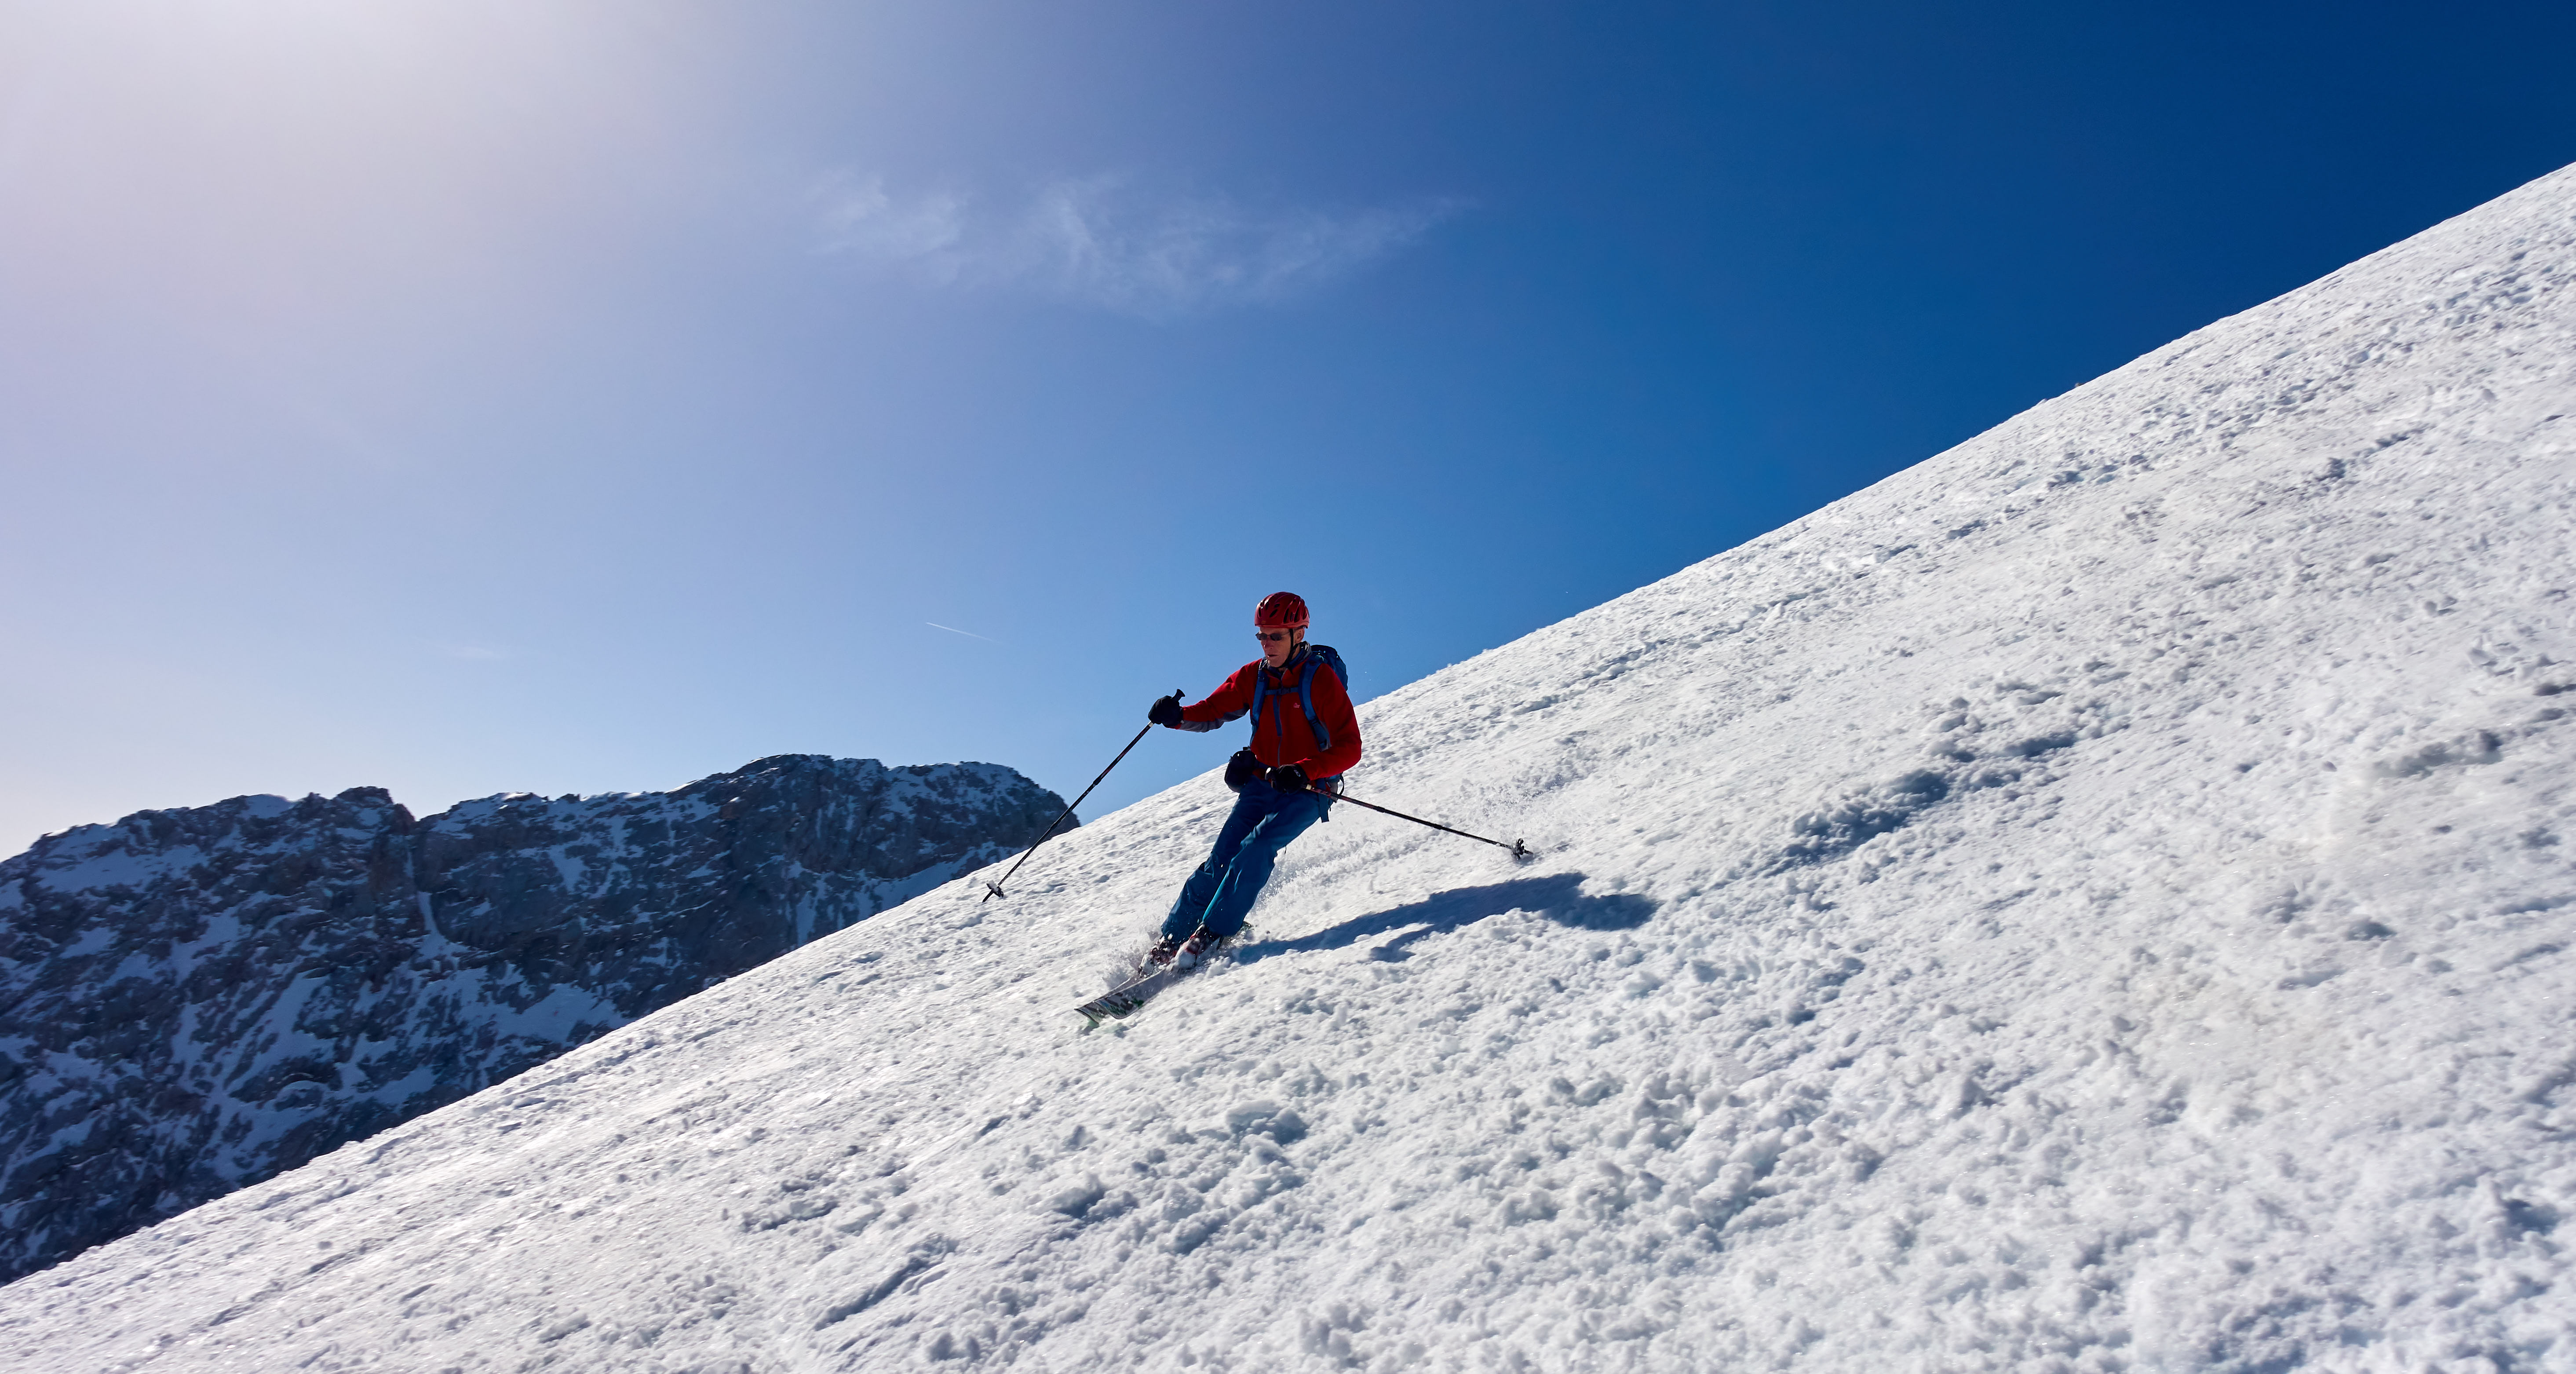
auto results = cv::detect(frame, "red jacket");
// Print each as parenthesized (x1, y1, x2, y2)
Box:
(1173, 646, 1364, 781)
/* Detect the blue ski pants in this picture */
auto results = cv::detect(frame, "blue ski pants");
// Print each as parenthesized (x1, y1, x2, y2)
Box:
(1161, 780, 1332, 940)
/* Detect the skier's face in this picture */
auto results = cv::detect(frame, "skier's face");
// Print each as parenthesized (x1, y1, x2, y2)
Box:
(1257, 626, 1301, 668)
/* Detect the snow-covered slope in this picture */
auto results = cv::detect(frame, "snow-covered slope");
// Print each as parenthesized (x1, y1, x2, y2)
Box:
(8, 167, 2576, 1371)
(0, 755, 1068, 1286)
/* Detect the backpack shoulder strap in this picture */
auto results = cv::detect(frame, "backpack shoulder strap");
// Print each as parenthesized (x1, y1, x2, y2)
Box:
(1295, 647, 1343, 754)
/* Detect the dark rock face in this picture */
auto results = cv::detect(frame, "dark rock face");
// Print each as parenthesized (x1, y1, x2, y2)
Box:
(0, 755, 1065, 1283)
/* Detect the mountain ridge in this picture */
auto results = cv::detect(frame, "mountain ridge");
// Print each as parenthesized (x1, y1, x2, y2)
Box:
(0, 753, 1070, 1285)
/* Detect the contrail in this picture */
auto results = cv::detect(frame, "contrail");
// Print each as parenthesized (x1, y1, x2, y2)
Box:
(927, 622, 1000, 643)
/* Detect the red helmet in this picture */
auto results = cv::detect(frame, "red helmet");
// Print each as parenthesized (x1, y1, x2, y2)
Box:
(1254, 592, 1310, 629)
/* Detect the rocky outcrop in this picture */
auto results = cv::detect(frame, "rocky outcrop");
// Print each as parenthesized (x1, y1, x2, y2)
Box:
(0, 754, 1065, 1283)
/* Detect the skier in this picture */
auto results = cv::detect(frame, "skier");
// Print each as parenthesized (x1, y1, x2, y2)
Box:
(1144, 592, 1362, 966)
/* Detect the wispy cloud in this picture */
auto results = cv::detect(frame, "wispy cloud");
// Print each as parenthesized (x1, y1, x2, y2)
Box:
(814, 172, 1463, 318)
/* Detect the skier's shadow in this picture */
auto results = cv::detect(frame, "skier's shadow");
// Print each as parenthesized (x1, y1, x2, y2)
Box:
(1231, 873, 1653, 966)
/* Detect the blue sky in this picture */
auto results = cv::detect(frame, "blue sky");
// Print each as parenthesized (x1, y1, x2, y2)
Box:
(4, 0, 2572, 852)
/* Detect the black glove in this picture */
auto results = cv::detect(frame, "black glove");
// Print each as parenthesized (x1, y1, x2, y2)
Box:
(1224, 748, 1264, 792)
(1266, 764, 1310, 792)
(1149, 693, 1183, 727)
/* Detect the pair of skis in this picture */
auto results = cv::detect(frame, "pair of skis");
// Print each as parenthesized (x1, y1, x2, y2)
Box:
(1073, 955, 1203, 1027)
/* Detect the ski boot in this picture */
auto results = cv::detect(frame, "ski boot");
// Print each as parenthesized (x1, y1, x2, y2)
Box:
(1173, 926, 1228, 969)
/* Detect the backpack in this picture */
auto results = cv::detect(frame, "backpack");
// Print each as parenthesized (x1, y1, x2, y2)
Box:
(1232, 644, 1349, 805)
(1251, 643, 1347, 758)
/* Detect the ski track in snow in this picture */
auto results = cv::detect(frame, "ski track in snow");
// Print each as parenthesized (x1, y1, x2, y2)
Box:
(7, 169, 2576, 1371)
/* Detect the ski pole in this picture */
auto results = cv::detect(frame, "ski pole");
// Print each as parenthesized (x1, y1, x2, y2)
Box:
(1330, 790, 1532, 862)
(982, 693, 1179, 902)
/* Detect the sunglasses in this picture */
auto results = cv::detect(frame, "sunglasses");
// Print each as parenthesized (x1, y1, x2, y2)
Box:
(1255, 630, 1295, 642)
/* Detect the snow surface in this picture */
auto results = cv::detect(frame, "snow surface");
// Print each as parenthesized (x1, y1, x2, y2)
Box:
(6, 167, 2576, 1372)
